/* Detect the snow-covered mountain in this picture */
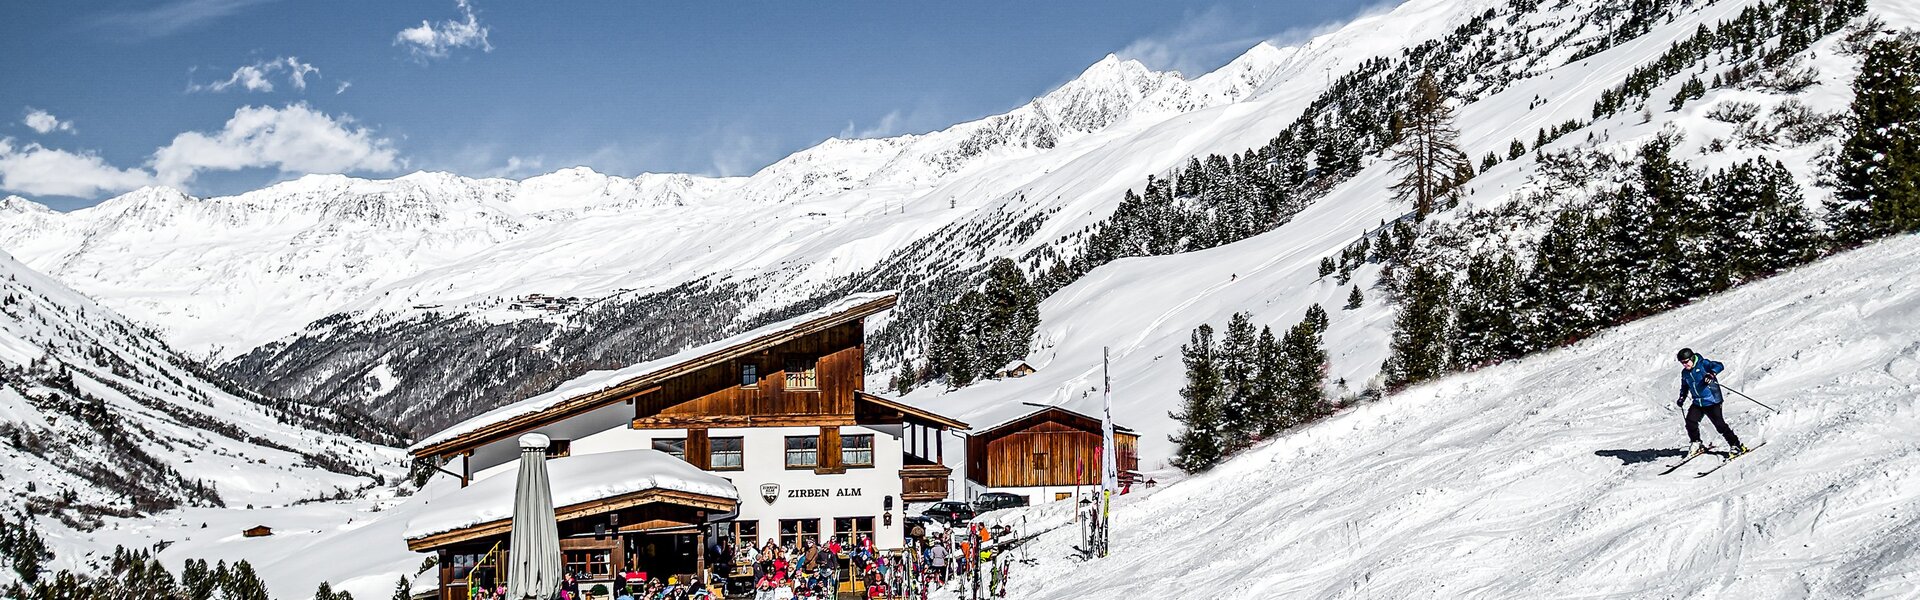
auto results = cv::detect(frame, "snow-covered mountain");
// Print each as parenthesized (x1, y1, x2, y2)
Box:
(0, 49, 1286, 362)
(0, 249, 404, 534)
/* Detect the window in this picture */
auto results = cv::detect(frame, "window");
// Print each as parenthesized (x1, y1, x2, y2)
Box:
(711, 436, 744, 471)
(545, 439, 571, 458)
(1032, 451, 1048, 470)
(1055, 492, 1072, 501)
(785, 436, 819, 469)
(653, 438, 687, 461)
(740, 362, 759, 387)
(833, 516, 875, 547)
(733, 520, 761, 550)
(562, 549, 611, 577)
(784, 356, 818, 390)
(778, 518, 821, 549)
(841, 434, 874, 468)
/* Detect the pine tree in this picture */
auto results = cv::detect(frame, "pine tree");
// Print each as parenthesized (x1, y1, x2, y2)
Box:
(391, 577, 412, 600)
(1708, 159, 1823, 282)
(1388, 71, 1474, 218)
(1450, 251, 1523, 368)
(1216, 313, 1259, 449)
(1345, 285, 1364, 310)
(1383, 266, 1454, 387)
(1170, 324, 1225, 472)
(929, 300, 973, 387)
(892, 360, 915, 396)
(1828, 33, 1920, 245)
(1303, 304, 1329, 334)
(184, 559, 217, 600)
(1319, 256, 1336, 278)
(1508, 139, 1527, 160)
(1250, 325, 1284, 435)
(225, 560, 271, 600)
(977, 258, 1040, 373)
(1278, 318, 1331, 426)
(1481, 151, 1500, 173)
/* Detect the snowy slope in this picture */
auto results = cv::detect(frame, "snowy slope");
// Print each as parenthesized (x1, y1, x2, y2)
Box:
(902, 0, 1909, 466)
(0, 248, 405, 573)
(982, 231, 1920, 599)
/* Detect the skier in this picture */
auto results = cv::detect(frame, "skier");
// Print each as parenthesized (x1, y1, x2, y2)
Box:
(1675, 348, 1748, 458)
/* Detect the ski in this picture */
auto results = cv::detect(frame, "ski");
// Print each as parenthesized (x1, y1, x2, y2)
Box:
(1657, 447, 1713, 476)
(1693, 442, 1766, 478)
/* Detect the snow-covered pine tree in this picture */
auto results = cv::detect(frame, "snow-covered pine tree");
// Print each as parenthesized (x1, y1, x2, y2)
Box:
(1450, 250, 1523, 368)
(1706, 158, 1822, 283)
(391, 577, 411, 600)
(1278, 318, 1331, 425)
(977, 258, 1040, 374)
(1171, 324, 1225, 472)
(1384, 266, 1454, 387)
(1216, 313, 1259, 450)
(1388, 71, 1474, 219)
(1345, 285, 1364, 310)
(1828, 32, 1920, 245)
(1319, 256, 1336, 278)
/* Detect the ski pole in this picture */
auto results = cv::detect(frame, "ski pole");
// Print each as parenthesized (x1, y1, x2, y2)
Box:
(1719, 384, 1779, 413)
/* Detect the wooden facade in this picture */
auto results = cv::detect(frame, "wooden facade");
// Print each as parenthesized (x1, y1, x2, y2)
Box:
(965, 407, 1141, 488)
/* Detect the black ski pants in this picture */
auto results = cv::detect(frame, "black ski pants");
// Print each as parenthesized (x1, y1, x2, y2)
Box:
(1685, 402, 1742, 448)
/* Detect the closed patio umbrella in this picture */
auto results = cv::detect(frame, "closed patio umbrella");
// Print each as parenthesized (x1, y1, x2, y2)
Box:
(507, 433, 561, 600)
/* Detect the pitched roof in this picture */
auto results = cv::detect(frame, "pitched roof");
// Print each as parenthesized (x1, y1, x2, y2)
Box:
(971, 404, 1137, 439)
(410, 292, 898, 457)
(403, 449, 738, 550)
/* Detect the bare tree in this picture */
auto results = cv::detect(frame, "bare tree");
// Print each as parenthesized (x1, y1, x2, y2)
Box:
(1388, 71, 1474, 219)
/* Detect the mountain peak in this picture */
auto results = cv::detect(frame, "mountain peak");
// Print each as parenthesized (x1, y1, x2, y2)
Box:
(0, 195, 52, 214)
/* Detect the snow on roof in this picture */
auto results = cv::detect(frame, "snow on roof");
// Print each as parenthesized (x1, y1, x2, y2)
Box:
(402, 449, 738, 541)
(411, 291, 895, 452)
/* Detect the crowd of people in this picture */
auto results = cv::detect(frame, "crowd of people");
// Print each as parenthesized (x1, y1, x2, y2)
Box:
(464, 527, 1005, 600)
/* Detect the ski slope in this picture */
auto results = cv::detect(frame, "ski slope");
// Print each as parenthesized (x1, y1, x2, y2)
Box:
(981, 233, 1920, 599)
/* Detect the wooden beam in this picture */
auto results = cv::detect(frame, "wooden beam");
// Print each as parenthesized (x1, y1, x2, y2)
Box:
(631, 414, 855, 429)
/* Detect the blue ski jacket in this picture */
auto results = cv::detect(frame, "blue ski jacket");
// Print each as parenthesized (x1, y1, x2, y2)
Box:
(1679, 356, 1726, 407)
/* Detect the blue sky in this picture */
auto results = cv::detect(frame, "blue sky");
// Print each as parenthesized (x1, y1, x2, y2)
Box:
(1, 0, 1382, 210)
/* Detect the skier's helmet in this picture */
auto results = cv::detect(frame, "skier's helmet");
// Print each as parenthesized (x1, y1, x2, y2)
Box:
(1676, 347, 1696, 363)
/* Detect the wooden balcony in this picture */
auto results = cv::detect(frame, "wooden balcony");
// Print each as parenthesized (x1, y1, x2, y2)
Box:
(900, 463, 952, 503)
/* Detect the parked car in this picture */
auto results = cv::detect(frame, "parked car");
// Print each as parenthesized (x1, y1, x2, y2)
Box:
(924, 501, 975, 525)
(973, 492, 1030, 513)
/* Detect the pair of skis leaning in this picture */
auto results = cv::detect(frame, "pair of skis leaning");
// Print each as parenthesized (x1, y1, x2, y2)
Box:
(1657, 442, 1765, 477)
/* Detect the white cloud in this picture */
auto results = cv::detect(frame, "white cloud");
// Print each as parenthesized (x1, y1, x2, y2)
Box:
(1118, 5, 1273, 77)
(22, 108, 75, 135)
(335, 81, 353, 95)
(395, 0, 492, 61)
(150, 103, 402, 188)
(90, 0, 274, 42)
(0, 138, 152, 198)
(189, 57, 320, 93)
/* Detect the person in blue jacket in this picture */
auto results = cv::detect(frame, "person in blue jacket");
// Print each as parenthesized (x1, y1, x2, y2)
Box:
(1676, 348, 1748, 458)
